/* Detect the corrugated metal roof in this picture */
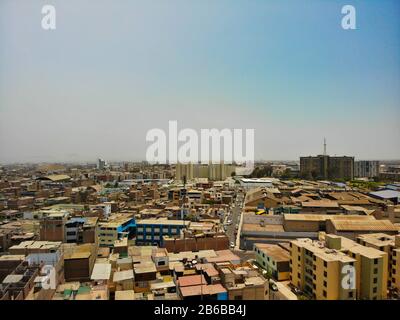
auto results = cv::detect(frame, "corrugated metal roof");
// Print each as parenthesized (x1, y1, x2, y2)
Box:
(331, 219, 398, 231)
(370, 190, 400, 199)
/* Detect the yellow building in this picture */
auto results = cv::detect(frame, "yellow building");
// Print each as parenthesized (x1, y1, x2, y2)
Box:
(98, 214, 135, 247)
(290, 234, 390, 300)
(290, 238, 357, 300)
(254, 243, 290, 281)
(176, 162, 235, 181)
(338, 235, 388, 300)
(357, 233, 400, 292)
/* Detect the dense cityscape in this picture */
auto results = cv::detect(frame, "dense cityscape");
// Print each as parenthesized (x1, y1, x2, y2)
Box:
(1, 1, 399, 312)
(0, 154, 399, 301)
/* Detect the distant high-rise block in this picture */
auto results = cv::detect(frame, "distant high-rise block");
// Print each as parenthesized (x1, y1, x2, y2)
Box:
(300, 155, 354, 180)
(355, 161, 380, 178)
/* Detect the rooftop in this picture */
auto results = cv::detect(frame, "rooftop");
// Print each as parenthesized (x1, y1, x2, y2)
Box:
(254, 243, 290, 262)
(180, 284, 226, 297)
(136, 218, 190, 226)
(90, 263, 112, 281)
(330, 219, 398, 232)
(178, 274, 207, 287)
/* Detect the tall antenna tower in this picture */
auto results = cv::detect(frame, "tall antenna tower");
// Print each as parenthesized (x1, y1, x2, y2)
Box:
(323, 138, 327, 156)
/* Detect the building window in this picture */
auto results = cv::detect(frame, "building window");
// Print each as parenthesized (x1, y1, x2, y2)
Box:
(323, 281, 327, 287)
(323, 291, 327, 298)
(374, 268, 378, 274)
(324, 271, 327, 277)
(374, 259, 378, 265)
(349, 292, 353, 298)
(373, 287, 377, 294)
(373, 278, 377, 284)
(323, 261, 327, 268)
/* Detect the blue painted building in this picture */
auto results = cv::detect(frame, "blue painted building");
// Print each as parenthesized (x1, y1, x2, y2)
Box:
(135, 219, 190, 245)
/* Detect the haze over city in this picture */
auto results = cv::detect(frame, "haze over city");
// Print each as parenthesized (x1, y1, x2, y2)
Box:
(0, 0, 399, 163)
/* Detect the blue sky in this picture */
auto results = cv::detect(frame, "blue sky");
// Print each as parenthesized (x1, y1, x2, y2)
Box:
(0, 0, 399, 163)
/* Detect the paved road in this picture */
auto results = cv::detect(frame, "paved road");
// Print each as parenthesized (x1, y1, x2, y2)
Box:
(226, 205, 241, 244)
(223, 192, 256, 260)
(225, 192, 244, 246)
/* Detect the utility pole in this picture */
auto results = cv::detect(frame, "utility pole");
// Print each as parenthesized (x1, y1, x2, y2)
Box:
(181, 175, 187, 230)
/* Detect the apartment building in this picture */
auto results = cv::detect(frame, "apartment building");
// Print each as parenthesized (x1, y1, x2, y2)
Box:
(135, 219, 190, 245)
(357, 233, 400, 292)
(290, 235, 389, 300)
(40, 212, 69, 242)
(98, 214, 136, 247)
(176, 163, 236, 181)
(253, 243, 290, 281)
(65, 217, 98, 244)
(290, 238, 357, 300)
(337, 235, 388, 300)
(355, 161, 380, 178)
(300, 155, 354, 180)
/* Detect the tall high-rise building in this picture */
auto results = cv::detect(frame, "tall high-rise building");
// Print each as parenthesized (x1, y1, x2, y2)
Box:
(300, 140, 354, 180)
(175, 162, 236, 181)
(97, 158, 106, 170)
(300, 155, 354, 180)
(355, 161, 380, 178)
(175, 162, 194, 181)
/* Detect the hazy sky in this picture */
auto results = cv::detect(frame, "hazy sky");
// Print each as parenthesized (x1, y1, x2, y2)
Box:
(0, 0, 399, 163)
